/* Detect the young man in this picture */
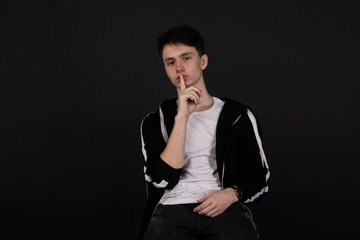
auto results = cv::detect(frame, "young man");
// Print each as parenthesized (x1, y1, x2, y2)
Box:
(139, 25, 270, 240)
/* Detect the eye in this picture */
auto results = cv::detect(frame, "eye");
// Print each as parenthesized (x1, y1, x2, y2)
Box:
(184, 56, 191, 61)
(167, 61, 174, 66)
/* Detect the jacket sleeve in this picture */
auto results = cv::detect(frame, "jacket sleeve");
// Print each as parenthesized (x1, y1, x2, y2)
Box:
(234, 109, 270, 203)
(140, 110, 183, 190)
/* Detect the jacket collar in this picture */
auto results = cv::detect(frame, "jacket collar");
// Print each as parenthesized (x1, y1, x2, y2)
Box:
(160, 97, 246, 144)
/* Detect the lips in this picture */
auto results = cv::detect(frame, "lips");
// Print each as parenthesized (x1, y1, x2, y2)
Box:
(177, 75, 188, 80)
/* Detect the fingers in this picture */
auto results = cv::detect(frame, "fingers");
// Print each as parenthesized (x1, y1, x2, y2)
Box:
(180, 74, 186, 91)
(183, 86, 202, 98)
(182, 91, 201, 104)
(193, 191, 232, 218)
(193, 193, 214, 213)
(194, 202, 221, 218)
(178, 74, 202, 97)
(194, 200, 224, 218)
(194, 201, 213, 214)
(178, 74, 202, 105)
(197, 192, 213, 203)
(179, 86, 201, 104)
(206, 208, 221, 218)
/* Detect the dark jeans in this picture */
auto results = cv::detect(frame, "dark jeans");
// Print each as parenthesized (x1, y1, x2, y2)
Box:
(143, 202, 260, 240)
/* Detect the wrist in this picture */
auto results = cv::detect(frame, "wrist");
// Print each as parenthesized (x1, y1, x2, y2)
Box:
(225, 187, 239, 202)
(229, 186, 242, 201)
(175, 113, 189, 122)
(228, 185, 242, 201)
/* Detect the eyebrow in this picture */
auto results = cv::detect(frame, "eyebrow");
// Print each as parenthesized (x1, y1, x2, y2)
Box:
(164, 52, 194, 63)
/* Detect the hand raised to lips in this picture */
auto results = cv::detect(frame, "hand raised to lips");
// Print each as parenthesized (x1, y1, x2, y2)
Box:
(176, 73, 202, 117)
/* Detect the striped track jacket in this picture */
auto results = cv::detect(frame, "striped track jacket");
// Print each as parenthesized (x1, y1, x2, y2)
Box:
(139, 97, 270, 239)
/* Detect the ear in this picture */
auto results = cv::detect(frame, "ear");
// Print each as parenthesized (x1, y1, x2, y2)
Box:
(200, 54, 208, 70)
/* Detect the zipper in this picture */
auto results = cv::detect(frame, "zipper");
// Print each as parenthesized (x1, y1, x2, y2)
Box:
(232, 114, 241, 126)
(221, 162, 225, 189)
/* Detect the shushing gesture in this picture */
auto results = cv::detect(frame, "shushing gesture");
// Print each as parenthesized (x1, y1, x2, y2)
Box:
(177, 74, 202, 118)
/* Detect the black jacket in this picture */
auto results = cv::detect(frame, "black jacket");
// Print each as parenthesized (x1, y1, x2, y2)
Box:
(139, 97, 270, 239)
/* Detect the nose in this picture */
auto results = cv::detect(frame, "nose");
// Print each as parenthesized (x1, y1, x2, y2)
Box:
(176, 62, 184, 73)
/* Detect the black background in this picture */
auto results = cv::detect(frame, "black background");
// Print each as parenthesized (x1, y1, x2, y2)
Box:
(1, 1, 359, 239)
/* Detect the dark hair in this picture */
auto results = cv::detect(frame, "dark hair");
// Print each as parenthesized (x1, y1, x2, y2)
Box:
(157, 25, 205, 58)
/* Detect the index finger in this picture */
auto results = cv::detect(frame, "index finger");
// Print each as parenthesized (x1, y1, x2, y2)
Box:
(179, 74, 186, 91)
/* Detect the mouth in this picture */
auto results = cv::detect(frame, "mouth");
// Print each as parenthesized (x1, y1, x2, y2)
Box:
(176, 75, 188, 80)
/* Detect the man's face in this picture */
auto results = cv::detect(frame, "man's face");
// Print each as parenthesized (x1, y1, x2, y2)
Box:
(162, 44, 208, 89)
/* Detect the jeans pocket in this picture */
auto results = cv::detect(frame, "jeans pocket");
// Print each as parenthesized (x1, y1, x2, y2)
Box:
(238, 202, 258, 232)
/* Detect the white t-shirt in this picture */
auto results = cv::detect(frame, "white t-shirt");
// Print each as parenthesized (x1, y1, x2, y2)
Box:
(159, 97, 224, 205)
